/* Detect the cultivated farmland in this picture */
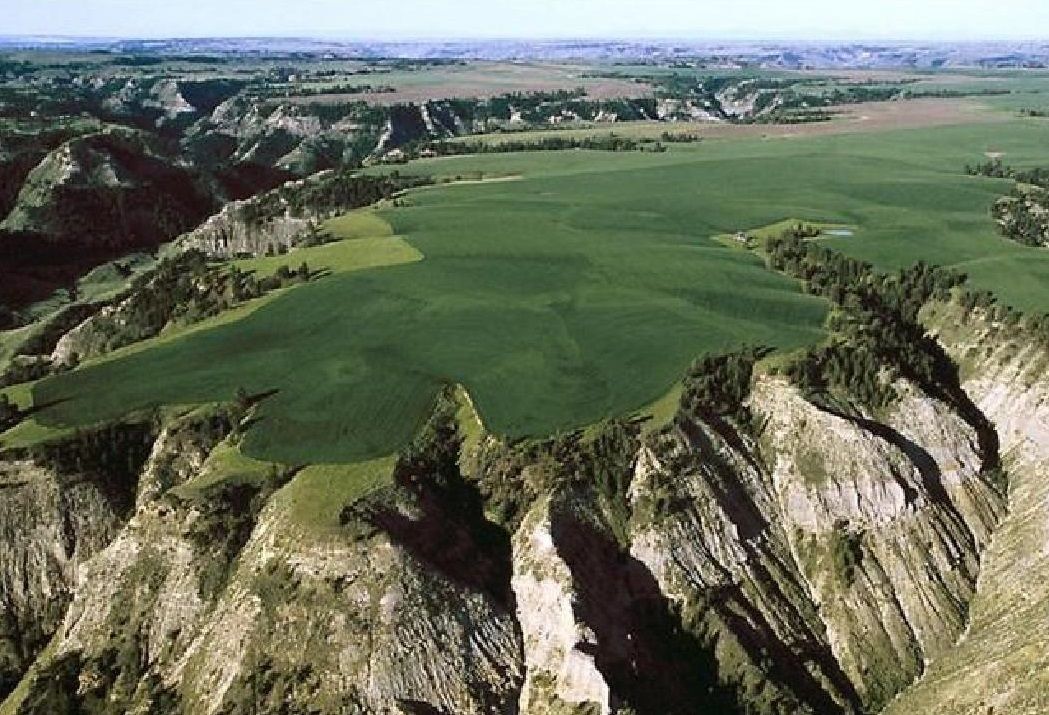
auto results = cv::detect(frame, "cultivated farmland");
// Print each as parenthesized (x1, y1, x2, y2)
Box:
(23, 106, 1049, 463)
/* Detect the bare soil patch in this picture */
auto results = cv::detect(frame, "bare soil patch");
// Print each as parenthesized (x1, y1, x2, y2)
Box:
(461, 98, 1003, 147)
(288, 62, 650, 106)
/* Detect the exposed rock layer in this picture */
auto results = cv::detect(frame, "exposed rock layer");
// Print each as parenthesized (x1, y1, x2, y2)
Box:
(1, 301, 1044, 714)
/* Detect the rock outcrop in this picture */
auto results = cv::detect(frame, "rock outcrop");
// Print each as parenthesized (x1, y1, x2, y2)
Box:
(0, 460, 129, 698)
(176, 192, 314, 258)
(1, 128, 215, 252)
(2, 301, 1044, 714)
(883, 303, 1049, 714)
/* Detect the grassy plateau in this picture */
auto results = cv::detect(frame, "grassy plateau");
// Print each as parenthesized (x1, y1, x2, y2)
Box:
(18, 105, 1049, 464)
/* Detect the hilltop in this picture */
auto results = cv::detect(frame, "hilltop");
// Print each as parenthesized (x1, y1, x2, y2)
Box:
(2, 47, 1049, 714)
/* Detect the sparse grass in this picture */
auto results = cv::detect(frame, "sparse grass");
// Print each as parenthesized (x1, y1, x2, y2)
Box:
(0, 381, 35, 411)
(638, 383, 683, 435)
(172, 437, 275, 497)
(289, 61, 646, 106)
(452, 384, 486, 455)
(321, 209, 395, 240)
(75, 253, 158, 303)
(232, 234, 421, 278)
(278, 456, 397, 535)
(0, 418, 74, 450)
(0, 328, 30, 375)
(796, 447, 831, 486)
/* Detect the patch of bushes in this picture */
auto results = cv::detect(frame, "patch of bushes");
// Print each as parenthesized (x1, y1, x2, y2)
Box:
(236, 171, 428, 228)
(828, 521, 864, 588)
(677, 348, 766, 422)
(968, 159, 1049, 247)
(766, 232, 967, 411)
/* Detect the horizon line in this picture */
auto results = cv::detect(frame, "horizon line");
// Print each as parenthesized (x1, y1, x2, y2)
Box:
(3, 34, 1049, 45)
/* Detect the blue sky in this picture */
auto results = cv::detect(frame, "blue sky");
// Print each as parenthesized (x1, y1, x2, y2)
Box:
(7, 0, 1049, 40)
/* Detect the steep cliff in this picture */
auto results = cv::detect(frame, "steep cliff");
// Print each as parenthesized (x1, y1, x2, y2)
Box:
(1, 128, 214, 252)
(0, 418, 159, 701)
(0, 460, 129, 698)
(175, 191, 315, 258)
(883, 302, 1049, 714)
(0, 301, 1043, 714)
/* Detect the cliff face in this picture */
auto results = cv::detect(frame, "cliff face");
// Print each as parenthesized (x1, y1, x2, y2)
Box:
(0, 415, 161, 702)
(748, 378, 1001, 710)
(183, 97, 381, 181)
(0, 302, 1044, 714)
(176, 194, 314, 259)
(3, 420, 524, 714)
(882, 303, 1049, 714)
(1, 129, 214, 252)
(0, 459, 130, 699)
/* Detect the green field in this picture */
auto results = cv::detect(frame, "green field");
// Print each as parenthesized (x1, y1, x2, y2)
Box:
(20, 112, 1049, 464)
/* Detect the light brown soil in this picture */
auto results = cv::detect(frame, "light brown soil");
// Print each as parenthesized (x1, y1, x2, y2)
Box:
(287, 62, 651, 106)
(793, 68, 1006, 85)
(460, 98, 1005, 147)
(762, 97, 1006, 136)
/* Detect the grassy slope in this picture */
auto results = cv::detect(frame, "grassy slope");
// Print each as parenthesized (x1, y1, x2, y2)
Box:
(28, 151, 830, 463)
(24, 113, 1049, 464)
(0, 254, 157, 375)
(277, 457, 396, 537)
(393, 118, 1049, 311)
(4, 226, 421, 451)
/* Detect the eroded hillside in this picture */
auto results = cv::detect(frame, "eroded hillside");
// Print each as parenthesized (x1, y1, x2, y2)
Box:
(0, 284, 1044, 713)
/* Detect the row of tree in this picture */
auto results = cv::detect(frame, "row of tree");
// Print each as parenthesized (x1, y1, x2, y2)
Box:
(677, 348, 767, 423)
(415, 133, 648, 158)
(968, 159, 1049, 247)
(236, 171, 427, 228)
(767, 232, 967, 410)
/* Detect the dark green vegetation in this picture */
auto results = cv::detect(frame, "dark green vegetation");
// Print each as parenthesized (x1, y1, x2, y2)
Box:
(828, 521, 865, 588)
(407, 132, 656, 159)
(2, 55, 1049, 465)
(22, 113, 1049, 464)
(234, 171, 426, 231)
(968, 160, 1049, 247)
(0, 395, 17, 433)
(677, 349, 764, 423)
(767, 232, 967, 411)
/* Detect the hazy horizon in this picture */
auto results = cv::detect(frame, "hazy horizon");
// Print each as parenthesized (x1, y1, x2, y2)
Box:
(7, 0, 1049, 42)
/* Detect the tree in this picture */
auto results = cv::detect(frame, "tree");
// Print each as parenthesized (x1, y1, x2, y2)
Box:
(0, 305, 16, 331)
(0, 394, 16, 426)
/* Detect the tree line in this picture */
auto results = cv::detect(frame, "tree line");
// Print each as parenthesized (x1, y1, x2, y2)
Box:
(766, 231, 967, 410)
(236, 171, 427, 228)
(411, 133, 654, 159)
(967, 159, 1049, 247)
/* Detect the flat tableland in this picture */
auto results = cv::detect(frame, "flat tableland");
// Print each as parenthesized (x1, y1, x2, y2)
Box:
(25, 97, 1049, 464)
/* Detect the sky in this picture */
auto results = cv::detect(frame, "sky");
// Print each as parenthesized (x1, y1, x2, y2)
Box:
(6, 0, 1049, 41)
